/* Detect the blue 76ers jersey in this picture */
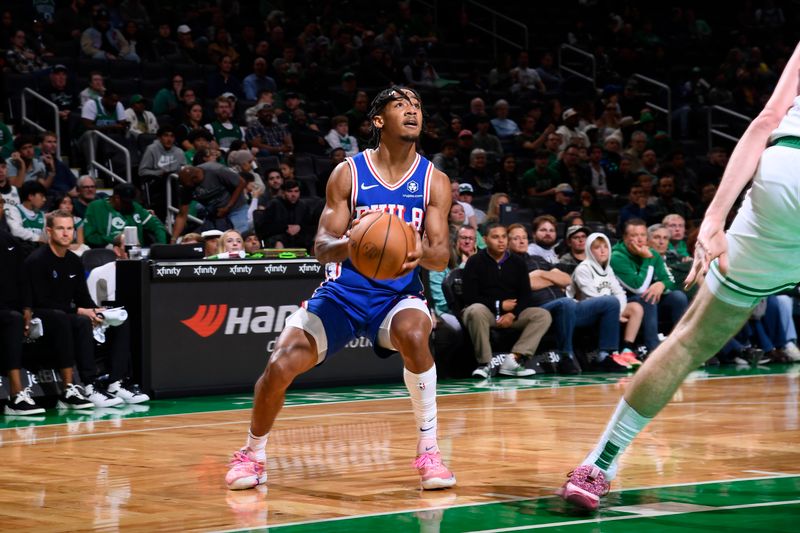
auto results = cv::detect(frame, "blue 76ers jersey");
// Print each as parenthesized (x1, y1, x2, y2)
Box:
(324, 149, 433, 296)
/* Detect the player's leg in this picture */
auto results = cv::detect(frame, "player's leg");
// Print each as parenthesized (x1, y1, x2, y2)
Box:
(558, 284, 754, 510)
(226, 306, 329, 490)
(384, 299, 456, 489)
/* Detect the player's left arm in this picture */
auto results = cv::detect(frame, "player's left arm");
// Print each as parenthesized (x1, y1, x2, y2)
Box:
(418, 169, 452, 272)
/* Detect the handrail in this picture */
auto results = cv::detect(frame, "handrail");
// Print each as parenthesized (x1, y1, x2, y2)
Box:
(707, 105, 751, 150)
(21, 88, 61, 156)
(558, 44, 596, 88)
(165, 172, 203, 234)
(632, 73, 673, 138)
(466, 1, 528, 57)
(87, 130, 131, 184)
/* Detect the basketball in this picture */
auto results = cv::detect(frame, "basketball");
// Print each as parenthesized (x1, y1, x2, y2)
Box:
(348, 211, 417, 280)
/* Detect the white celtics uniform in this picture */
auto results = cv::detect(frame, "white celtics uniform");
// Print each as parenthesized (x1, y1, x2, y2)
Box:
(706, 97, 800, 306)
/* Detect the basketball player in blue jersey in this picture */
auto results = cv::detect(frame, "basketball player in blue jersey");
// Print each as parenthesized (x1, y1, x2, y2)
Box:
(226, 87, 456, 491)
(558, 42, 800, 511)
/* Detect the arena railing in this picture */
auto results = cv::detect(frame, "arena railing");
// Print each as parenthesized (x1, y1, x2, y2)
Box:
(707, 105, 750, 150)
(465, 1, 529, 57)
(21, 88, 61, 157)
(632, 73, 673, 138)
(87, 130, 131, 185)
(165, 172, 203, 234)
(558, 44, 596, 89)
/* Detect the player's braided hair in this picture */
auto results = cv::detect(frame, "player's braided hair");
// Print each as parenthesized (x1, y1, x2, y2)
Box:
(366, 86, 424, 148)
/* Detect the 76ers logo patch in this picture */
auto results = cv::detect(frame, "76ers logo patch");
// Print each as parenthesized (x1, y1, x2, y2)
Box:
(406, 181, 419, 193)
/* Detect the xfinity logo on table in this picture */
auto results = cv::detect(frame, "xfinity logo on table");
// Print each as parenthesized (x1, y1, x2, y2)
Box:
(193, 265, 218, 276)
(298, 263, 321, 274)
(229, 265, 253, 275)
(264, 264, 288, 275)
(155, 266, 182, 277)
(181, 304, 299, 337)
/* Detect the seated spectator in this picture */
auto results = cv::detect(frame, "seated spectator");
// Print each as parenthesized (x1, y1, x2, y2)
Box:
(587, 145, 611, 196)
(458, 182, 486, 225)
(73, 176, 103, 219)
(6, 180, 47, 245)
(432, 139, 459, 181)
(6, 135, 53, 188)
(579, 186, 609, 224)
(473, 116, 503, 157)
(617, 184, 652, 235)
(263, 167, 284, 201)
(428, 226, 477, 334)
(255, 180, 313, 249)
(78, 86, 130, 173)
(243, 58, 277, 101)
(50, 192, 87, 254)
(215, 229, 245, 256)
(151, 22, 180, 61)
(461, 148, 493, 197)
(20, 211, 112, 410)
(526, 214, 559, 263)
(490, 100, 520, 141)
(648, 222, 696, 300)
(83, 183, 168, 248)
(207, 29, 240, 69)
(80, 10, 139, 62)
(0, 227, 40, 414)
(553, 143, 591, 192)
(84, 232, 150, 403)
(245, 90, 276, 128)
(556, 109, 591, 152)
(402, 48, 441, 89)
(173, 163, 248, 240)
(227, 149, 265, 199)
(509, 222, 621, 372)
(205, 96, 246, 153)
(177, 103, 208, 153)
(324, 115, 359, 157)
(138, 126, 185, 219)
(242, 229, 262, 255)
(39, 132, 75, 195)
(663, 213, 691, 258)
(152, 75, 185, 118)
(493, 154, 518, 195)
(449, 203, 485, 250)
(694, 182, 717, 219)
(207, 55, 243, 99)
(558, 225, 589, 274)
(246, 104, 293, 157)
(5, 29, 48, 73)
(289, 109, 327, 156)
(461, 223, 551, 378)
(79, 71, 106, 107)
(175, 24, 206, 64)
(521, 150, 559, 198)
(648, 174, 692, 224)
(124, 95, 159, 138)
(569, 232, 644, 368)
(545, 183, 582, 223)
(480, 193, 510, 231)
(510, 50, 546, 96)
(612, 219, 688, 352)
(0, 159, 20, 210)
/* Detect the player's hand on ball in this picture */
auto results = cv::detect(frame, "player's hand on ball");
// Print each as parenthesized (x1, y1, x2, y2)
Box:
(397, 226, 422, 276)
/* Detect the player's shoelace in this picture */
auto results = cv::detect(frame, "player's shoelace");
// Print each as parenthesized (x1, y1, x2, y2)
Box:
(414, 452, 442, 470)
(566, 465, 610, 495)
(229, 450, 264, 475)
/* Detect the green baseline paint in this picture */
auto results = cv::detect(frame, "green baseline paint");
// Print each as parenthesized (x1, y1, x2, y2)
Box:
(0, 365, 794, 429)
(226, 476, 800, 533)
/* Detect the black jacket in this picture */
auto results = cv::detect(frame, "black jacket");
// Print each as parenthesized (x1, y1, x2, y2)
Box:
(462, 249, 531, 316)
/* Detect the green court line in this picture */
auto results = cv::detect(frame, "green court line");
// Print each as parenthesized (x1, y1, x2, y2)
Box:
(215, 475, 800, 533)
(1, 365, 795, 429)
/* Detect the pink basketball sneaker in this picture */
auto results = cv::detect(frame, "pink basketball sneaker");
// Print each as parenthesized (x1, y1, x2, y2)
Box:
(414, 451, 456, 490)
(556, 465, 610, 511)
(226, 447, 267, 490)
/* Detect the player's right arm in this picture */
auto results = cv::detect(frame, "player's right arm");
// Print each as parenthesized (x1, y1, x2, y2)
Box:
(689, 41, 800, 285)
(313, 161, 353, 264)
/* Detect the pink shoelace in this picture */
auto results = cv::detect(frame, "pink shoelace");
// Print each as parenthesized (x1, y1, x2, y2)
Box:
(414, 452, 443, 470)
(229, 450, 264, 475)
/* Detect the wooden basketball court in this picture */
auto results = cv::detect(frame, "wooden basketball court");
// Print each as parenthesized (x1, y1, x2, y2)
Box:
(1, 367, 798, 532)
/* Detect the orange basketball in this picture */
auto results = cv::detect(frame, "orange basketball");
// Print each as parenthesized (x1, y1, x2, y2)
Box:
(348, 211, 418, 280)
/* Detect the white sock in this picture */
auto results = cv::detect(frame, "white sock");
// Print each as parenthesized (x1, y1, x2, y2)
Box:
(247, 430, 269, 460)
(581, 398, 651, 479)
(403, 365, 439, 455)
